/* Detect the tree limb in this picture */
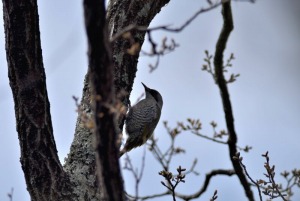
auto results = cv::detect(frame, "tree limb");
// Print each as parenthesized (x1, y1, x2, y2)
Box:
(83, 0, 124, 200)
(175, 169, 235, 201)
(133, 169, 235, 201)
(213, 1, 255, 200)
(109, 1, 223, 42)
(2, 0, 73, 200)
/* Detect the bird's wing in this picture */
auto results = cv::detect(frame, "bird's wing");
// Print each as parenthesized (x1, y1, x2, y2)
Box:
(125, 100, 159, 136)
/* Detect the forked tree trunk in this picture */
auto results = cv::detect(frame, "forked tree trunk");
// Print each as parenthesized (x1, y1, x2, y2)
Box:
(2, 0, 170, 200)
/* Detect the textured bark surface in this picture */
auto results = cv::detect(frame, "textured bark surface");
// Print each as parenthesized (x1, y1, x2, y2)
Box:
(63, 0, 171, 200)
(2, 1, 74, 200)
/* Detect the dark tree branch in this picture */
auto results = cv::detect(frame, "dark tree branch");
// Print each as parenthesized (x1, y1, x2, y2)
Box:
(108, 1, 223, 74)
(234, 153, 263, 201)
(134, 169, 235, 201)
(83, 0, 124, 200)
(137, 191, 169, 201)
(174, 169, 235, 201)
(213, 1, 255, 200)
(110, 0, 255, 42)
(109, 1, 223, 42)
(210, 190, 218, 201)
(2, 1, 73, 200)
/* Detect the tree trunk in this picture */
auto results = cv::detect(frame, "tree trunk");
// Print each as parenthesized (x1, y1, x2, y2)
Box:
(2, 1, 74, 200)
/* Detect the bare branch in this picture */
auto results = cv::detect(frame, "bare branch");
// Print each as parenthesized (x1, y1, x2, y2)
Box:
(110, 1, 223, 42)
(175, 169, 235, 200)
(233, 152, 263, 201)
(123, 146, 147, 198)
(134, 169, 235, 201)
(177, 119, 251, 152)
(7, 188, 13, 201)
(110, 0, 255, 42)
(191, 131, 228, 145)
(159, 166, 187, 201)
(233, 151, 300, 201)
(280, 169, 300, 200)
(109, 1, 223, 73)
(212, 1, 255, 200)
(83, 0, 124, 200)
(157, 2, 222, 33)
(210, 190, 218, 201)
(135, 191, 170, 201)
(261, 152, 288, 201)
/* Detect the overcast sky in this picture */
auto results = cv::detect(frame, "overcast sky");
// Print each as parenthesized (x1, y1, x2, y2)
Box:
(1, 0, 299, 201)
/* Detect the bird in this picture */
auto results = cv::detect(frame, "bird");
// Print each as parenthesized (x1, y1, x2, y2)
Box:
(119, 82, 163, 157)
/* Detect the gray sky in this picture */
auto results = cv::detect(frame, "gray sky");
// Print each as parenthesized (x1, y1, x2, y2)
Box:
(1, 0, 299, 200)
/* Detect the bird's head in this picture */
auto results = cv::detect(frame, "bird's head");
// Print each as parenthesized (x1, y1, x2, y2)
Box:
(142, 82, 163, 109)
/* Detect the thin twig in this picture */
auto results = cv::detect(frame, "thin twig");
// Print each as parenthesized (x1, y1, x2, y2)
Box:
(123, 146, 147, 199)
(261, 152, 288, 201)
(7, 188, 13, 201)
(110, 1, 224, 42)
(235, 154, 263, 201)
(210, 190, 218, 201)
(191, 131, 227, 145)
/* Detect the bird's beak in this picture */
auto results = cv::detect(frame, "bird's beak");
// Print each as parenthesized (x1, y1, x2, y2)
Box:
(141, 82, 150, 90)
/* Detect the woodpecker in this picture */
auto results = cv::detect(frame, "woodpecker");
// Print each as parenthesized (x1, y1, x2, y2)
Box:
(119, 82, 163, 157)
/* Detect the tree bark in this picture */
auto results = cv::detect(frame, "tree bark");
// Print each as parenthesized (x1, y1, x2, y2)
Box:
(2, 1, 74, 200)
